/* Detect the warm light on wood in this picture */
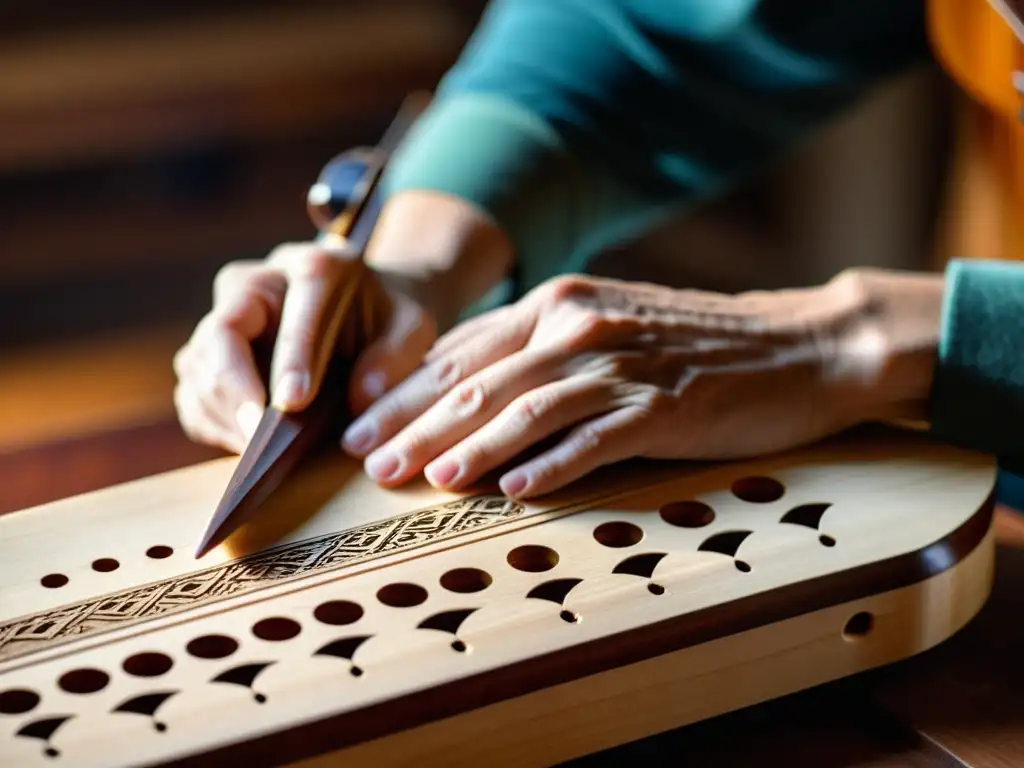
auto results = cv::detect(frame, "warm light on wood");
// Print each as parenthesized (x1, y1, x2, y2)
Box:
(0, 427, 996, 766)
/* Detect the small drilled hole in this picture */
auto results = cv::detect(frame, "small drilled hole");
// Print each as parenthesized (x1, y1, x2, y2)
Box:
(58, 668, 109, 694)
(819, 534, 836, 547)
(186, 634, 238, 659)
(731, 476, 785, 503)
(735, 560, 752, 573)
(659, 501, 715, 528)
(254, 693, 267, 704)
(507, 545, 559, 572)
(314, 600, 364, 625)
(40, 573, 67, 589)
(146, 546, 173, 559)
(45, 747, 58, 758)
(252, 617, 301, 641)
(440, 567, 492, 593)
(122, 652, 173, 677)
(843, 611, 874, 639)
(91, 558, 119, 573)
(648, 583, 665, 595)
(155, 722, 167, 732)
(451, 640, 467, 653)
(377, 583, 428, 607)
(593, 521, 644, 547)
(350, 666, 364, 677)
(0, 688, 40, 715)
(559, 610, 579, 624)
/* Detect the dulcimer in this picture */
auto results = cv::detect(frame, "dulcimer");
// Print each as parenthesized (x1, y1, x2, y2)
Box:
(0, 421, 996, 767)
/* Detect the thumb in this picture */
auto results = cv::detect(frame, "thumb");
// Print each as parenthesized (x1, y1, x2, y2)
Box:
(348, 290, 437, 416)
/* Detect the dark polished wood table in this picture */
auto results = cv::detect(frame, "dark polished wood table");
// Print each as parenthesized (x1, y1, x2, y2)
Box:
(3, 418, 1022, 767)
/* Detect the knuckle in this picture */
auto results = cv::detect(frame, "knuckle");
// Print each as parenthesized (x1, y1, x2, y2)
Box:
(450, 379, 487, 418)
(429, 357, 463, 391)
(512, 392, 550, 425)
(193, 312, 226, 341)
(570, 423, 604, 454)
(267, 241, 304, 265)
(212, 261, 246, 298)
(634, 389, 673, 418)
(565, 309, 610, 349)
(539, 274, 593, 304)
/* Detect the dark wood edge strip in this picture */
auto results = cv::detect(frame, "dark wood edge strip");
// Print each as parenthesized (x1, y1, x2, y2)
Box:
(161, 488, 997, 767)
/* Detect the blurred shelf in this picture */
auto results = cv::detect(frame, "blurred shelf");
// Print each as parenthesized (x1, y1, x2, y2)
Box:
(0, 323, 189, 452)
(0, 2, 471, 171)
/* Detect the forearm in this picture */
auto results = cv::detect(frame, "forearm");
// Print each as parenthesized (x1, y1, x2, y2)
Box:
(365, 189, 515, 331)
(382, 0, 928, 304)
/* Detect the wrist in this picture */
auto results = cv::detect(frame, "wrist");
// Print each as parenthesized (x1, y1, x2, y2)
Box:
(366, 190, 515, 330)
(827, 267, 944, 423)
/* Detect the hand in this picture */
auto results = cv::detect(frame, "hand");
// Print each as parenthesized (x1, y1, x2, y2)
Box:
(341, 270, 942, 498)
(172, 240, 437, 454)
(173, 190, 512, 454)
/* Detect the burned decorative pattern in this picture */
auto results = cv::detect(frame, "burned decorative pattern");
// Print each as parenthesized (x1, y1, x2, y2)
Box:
(0, 496, 523, 663)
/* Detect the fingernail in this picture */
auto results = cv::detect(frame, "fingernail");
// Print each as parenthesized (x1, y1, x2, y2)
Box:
(342, 421, 376, 455)
(236, 401, 264, 440)
(365, 450, 401, 482)
(426, 458, 460, 488)
(362, 371, 387, 400)
(272, 371, 309, 410)
(500, 471, 528, 498)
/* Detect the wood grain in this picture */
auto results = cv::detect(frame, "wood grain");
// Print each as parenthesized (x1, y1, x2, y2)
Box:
(0, 3, 467, 170)
(0, 429, 997, 766)
(0, 418, 1010, 766)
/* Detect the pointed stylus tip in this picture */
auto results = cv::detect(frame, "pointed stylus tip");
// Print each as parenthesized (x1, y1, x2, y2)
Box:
(194, 517, 228, 559)
(194, 535, 215, 560)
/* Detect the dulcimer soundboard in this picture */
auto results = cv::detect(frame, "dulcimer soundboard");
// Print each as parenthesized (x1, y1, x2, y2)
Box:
(0, 426, 996, 766)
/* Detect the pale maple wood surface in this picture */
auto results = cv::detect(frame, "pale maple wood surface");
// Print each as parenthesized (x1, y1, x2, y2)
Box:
(0, 430, 999, 765)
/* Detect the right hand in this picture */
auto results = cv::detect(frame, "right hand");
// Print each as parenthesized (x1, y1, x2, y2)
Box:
(173, 190, 513, 454)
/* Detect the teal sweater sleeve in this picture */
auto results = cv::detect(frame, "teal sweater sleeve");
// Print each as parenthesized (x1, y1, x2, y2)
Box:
(930, 259, 1024, 472)
(381, 0, 928, 300)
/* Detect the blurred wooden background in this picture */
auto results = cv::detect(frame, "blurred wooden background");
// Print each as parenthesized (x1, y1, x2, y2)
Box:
(0, 1, 952, 485)
(0, 0, 485, 453)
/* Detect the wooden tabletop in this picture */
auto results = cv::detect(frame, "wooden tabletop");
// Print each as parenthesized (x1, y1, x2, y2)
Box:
(2, 418, 1021, 767)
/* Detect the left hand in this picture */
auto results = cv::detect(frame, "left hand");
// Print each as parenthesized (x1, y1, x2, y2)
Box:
(340, 271, 936, 499)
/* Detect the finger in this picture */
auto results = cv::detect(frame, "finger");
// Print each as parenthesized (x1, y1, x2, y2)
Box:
(341, 306, 535, 458)
(174, 383, 248, 454)
(360, 345, 564, 486)
(201, 262, 285, 421)
(422, 375, 617, 491)
(191, 327, 269, 443)
(497, 406, 652, 498)
(269, 247, 362, 411)
(425, 305, 518, 362)
(347, 289, 434, 416)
